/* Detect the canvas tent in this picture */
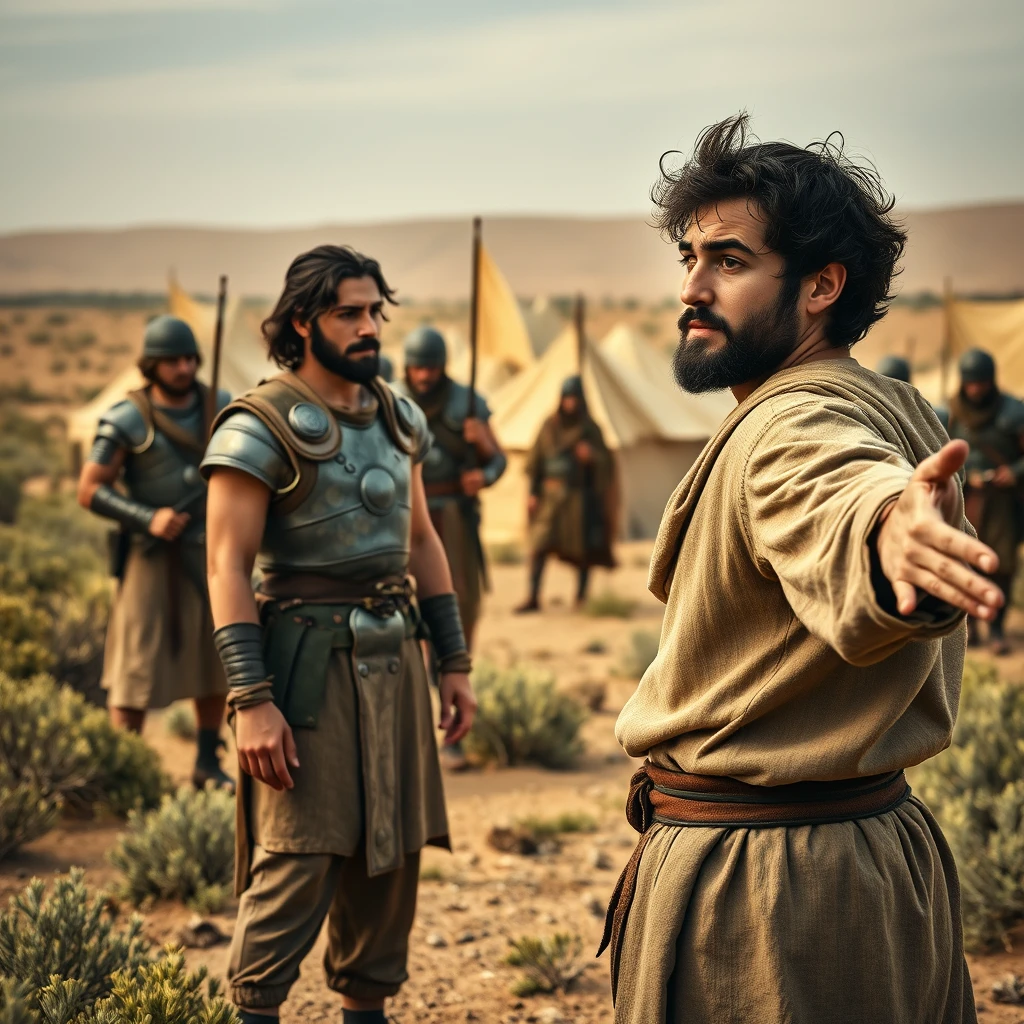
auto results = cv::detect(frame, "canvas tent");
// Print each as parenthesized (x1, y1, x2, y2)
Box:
(66, 279, 276, 452)
(481, 322, 733, 544)
(947, 297, 1024, 394)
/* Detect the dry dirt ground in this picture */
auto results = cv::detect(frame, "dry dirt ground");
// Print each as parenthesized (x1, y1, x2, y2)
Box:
(4, 553, 1024, 1022)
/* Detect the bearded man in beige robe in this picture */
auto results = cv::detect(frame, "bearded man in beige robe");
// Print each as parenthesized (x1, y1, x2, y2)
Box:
(605, 115, 1002, 1024)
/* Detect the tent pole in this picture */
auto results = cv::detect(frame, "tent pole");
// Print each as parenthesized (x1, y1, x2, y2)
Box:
(206, 275, 228, 440)
(575, 293, 586, 390)
(940, 277, 952, 402)
(467, 217, 482, 419)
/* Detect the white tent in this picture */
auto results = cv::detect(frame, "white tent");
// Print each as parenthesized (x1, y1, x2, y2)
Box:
(480, 323, 733, 543)
(66, 279, 275, 451)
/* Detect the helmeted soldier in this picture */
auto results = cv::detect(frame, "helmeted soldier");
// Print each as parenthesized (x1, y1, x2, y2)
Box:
(76, 314, 232, 788)
(393, 325, 506, 650)
(201, 244, 476, 1024)
(515, 374, 617, 612)
(378, 352, 395, 383)
(877, 355, 911, 383)
(944, 347, 1024, 653)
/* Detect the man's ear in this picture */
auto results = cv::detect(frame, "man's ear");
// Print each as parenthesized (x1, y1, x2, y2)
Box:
(292, 314, 311, 340)
(805, 262, 847, 316)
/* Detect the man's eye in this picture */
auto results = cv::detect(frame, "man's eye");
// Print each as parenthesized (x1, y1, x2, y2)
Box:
(678, 256, 696, 270)
(721, 257, 742, 269)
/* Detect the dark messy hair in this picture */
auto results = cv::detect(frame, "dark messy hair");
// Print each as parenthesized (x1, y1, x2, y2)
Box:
(261, 244, 398, 369)
(652, 114, 906, 346)
(137, 352, 202, 383)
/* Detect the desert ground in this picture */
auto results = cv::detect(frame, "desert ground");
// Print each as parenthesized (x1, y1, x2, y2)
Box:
(3, 551, 1024, 1023)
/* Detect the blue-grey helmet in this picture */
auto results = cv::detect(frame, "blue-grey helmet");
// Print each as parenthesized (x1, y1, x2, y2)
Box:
(959, 348, 996, 384)
(143, 316, 199, 360)
(877, 355, 911, 383)
(560, 375, 584, 399)
(404, 326, 447, 369)
(378, 353, 395, 383)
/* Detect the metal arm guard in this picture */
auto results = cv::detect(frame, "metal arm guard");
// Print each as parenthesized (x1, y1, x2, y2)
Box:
(419, 593, 472, 673)
(481, 448, 508, 487)
(89, 483, 156, 533)
(213, 622, 273, 709)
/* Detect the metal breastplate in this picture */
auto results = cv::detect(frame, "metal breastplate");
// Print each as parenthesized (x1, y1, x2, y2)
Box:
(260, 413, 412, 582)
(124, 406, 206, 534)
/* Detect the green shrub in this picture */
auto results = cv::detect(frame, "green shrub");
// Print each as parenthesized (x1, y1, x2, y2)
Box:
(27, 332, 51, 347)
(0, 869, 149, 1012)
(165, 703, 197, 741)
(0, 344, 13, 357)
(77, 356, 92, 372)
(464, 662, 586, 769)
(0, 595, 55, 677)
(0, 674, 167, 857)
(504, 933, 586, 996)
(0, 872, 237, 1024)
(517, 812, 597, 839)
(49, 360, 68, 375)
(487, 541, 524, 565)
(584, 590, 636, 619)
(110, 786, 235, 912)
(45, 313, 69, 327)
(618, 629, 660, 679)
(915, 662, 1024, 950)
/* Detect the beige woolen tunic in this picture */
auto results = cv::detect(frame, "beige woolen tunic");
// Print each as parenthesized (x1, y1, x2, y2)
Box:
(613, 360, 975, 1024)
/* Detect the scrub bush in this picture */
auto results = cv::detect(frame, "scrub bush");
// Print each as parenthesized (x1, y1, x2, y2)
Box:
(915, 661, 1024, 950)
(464, 663, 587, 769)
(584, 590, 636, 619)
(109, 786, 235, 913)
(165, 703, 198, 741)
(618, 629, 660, 679)
(504, 933, 586, 996)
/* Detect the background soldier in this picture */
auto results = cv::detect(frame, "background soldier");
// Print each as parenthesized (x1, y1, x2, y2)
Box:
(877, 354, 911, 383)
(76, 315, 232, 788)
(394, 326, 506, 651)
(945, 347, 1024, 653)
(378, 352, 395, 383)
(202, 245, 475, 1023)
(516, 375, 616, 613)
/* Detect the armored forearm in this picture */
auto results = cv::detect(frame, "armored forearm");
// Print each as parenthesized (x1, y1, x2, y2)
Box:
(213, 622, 274, 709)
(419, 593, 472, 674)
(480, 449, 507, 488)
(89, 484, 156, 533)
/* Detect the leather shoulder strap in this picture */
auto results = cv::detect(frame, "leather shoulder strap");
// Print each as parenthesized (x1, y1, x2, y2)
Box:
(127, 384, 209, 456)
(369, 378, 417, 456)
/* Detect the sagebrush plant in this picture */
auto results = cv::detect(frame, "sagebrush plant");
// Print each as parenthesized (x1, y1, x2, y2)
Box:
(504, 933, 586, 996)
(0, 873, 238, 1024)
(618, 629, 660, 680)
(517, 812, 597, 839)
(164, 703, 197, 741)
(0, 673, 166, 859)
(915, 661, 1024, 950)
(110, 786, 235, 912)
(464, 662, 587, 769)
(584, 590, 636, 619)
(0, 868, 148, 1010)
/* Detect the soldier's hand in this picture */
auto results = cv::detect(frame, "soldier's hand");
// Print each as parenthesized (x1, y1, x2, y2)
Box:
(234, 700, 299, 790)
(574, 441, 593, 464)
(438, 671, 477, 745)
(992, 465, 1016, 488)
(149, 507, 191, 541)
(876, 440, 1004, 620)
(461, 469, 486, 497)
(463, 418, 485, 445)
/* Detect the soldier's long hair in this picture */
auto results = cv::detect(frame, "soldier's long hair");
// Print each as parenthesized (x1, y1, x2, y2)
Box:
(262, 245, 398, 369)
(651, 113, 906, 347)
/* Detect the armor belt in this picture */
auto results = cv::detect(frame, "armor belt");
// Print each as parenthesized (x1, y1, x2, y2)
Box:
(424, 480, 464, 499)
(599, 762, 911, 1001)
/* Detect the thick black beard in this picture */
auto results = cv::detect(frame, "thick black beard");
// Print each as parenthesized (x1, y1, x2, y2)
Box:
(154, 375, 197, 399)
(672, 279, 801, 394)
(310, 321, 380, 384)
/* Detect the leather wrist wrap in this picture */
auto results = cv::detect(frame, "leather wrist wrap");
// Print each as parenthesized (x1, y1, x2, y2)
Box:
(213, 623, 272, 704)
(89, 484, 156, 533)
(419, 593, 471, 673)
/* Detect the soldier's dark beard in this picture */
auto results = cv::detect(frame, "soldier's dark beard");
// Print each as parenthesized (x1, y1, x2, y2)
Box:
(154, 373, 197, 399)
(310, 321, 380, 383)
(672, 280, 801, 394)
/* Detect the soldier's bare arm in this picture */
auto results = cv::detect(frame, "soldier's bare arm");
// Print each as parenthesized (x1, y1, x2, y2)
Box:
(876, 439, 1004, 619)
(207, 467, 299, 791)
(408, 464, 477, 744)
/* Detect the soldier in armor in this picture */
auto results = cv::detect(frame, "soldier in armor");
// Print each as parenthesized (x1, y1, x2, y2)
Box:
(393, 326, 506, 650)
(944, 347, 1024, 653)
(76, 315, 232, 789)
(515, 375, 617, 612)
(378, 352, 395, 383)
(877, 354, 911, 383)
(202, 244, 476, 1024)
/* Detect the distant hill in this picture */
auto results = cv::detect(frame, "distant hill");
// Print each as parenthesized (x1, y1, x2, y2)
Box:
(1, 203, 1022, 300)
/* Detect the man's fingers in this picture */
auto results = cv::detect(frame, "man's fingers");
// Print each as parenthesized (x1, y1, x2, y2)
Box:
(254, 752, 282, 790)
(237, 750, 255, 779)
(892, 579, 918, 618)
(907, 543, 1005, 609)
(269, 742, 294, 791)
(438, 699, 453, 732)
(283, 726, 300, 768)
(913, 440, 969, 484)
(911, 518, 999, 574)
(899, 564, 1000, 619)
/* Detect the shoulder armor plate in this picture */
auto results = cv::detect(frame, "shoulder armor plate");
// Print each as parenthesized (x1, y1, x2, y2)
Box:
(201, 409, 293, 493)
(98, 398, 150, 451)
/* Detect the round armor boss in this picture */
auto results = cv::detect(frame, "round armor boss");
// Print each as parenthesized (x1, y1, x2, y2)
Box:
(360, 466, 397, 516)
(287, 402, 331, 442)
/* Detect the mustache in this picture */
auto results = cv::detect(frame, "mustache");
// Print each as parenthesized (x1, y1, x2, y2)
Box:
(678, 307, 731, 335)
(344, 338, 381, 356)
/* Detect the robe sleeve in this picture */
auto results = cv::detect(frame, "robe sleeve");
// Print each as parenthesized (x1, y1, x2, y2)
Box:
(740, 395, 964, 667)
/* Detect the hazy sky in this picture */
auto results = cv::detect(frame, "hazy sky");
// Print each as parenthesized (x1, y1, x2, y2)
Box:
(1, 0, 1021, 233)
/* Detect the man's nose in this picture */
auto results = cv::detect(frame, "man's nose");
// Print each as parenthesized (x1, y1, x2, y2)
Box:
(680, 262, 714, 308)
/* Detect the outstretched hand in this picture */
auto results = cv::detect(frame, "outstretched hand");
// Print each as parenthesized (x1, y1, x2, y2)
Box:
(876, 440, 1004, 620)
(438, 671, 477, 745)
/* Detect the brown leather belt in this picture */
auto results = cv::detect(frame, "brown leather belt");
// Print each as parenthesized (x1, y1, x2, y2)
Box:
(425, 480, 463, 499)
(599, 762, 911, 1001)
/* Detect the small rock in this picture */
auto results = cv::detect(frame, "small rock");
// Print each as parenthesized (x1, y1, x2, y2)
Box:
(446, 900, 470, 912)
(456, 930, 476, 944)
(177, 916, 228, 949)
(537, 838, 561, 856)
(15, 869, 28, 880)
(588, 847, 613, 870)
(488, 826, 539, 856)
(426, 932, 448, 948)
(537, 1008, 567, 1024)
(581, 893, 605, 917)
(992, 973, 1024, 1005)
(486, 895, 502, 906)
(542, 913, 557, 924)
(478, 969, 496, 980)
